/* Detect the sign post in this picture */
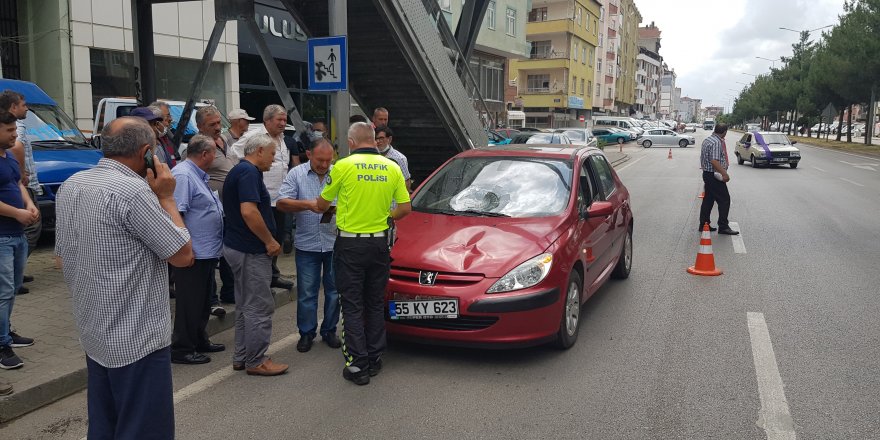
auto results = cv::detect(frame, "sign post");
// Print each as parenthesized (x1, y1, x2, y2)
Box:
(310, 1, 349, 156)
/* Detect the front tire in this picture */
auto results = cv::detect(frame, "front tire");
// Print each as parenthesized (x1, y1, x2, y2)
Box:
(751, 154, 759, 168)
(790, 162, 798, 169)
(554, 271, 583, 349)
(611, 226, 633, 279)
(642, 140, 652, 148)
(736, 152, 744, 165)
(679, 139, 688, 148)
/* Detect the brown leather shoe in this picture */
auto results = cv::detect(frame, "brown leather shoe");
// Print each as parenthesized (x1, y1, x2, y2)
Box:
(232, 362, 244, 371)
(246, 358, 289, 376)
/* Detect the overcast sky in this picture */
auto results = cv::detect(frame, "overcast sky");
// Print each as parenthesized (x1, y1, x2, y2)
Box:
(635, 0, 845, 113)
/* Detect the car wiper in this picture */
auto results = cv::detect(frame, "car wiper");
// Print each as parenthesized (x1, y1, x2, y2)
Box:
(455, 209, 510, 217)
(32, 139, 94, 148)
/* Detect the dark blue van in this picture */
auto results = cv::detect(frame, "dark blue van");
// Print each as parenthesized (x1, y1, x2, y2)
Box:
(0, 79, 102, 232)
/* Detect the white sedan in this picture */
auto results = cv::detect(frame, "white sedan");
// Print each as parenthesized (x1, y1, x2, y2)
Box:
(639, 128, 696, 148)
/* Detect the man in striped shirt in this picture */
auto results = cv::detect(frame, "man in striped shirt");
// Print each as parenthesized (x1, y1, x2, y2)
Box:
(699, 123, 739, 235)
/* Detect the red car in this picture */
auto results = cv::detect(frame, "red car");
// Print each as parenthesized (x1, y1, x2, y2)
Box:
(385, 145, 633, 349)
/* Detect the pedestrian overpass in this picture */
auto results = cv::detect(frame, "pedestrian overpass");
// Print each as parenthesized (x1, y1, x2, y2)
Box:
(132, 0, 492, 183)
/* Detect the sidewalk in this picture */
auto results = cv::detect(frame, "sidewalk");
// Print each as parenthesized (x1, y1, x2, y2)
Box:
(0, 245, 297, 422)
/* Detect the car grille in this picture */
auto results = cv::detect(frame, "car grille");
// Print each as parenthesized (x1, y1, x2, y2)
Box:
(771, 151, 791, 158)
(390, 267, 484, 286)
(387, 315, 499, 331)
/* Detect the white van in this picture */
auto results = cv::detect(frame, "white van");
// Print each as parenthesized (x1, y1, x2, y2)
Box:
(593, 116, 643, 136)
(91, 98, 230, 143)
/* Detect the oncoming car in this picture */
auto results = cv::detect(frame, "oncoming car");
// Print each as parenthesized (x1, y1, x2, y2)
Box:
(734, 131, 801, 168)
(384, 145, 634, 349)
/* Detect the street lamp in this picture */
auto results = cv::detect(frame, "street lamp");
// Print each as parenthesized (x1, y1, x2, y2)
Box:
(755, 56, 781, 68)
(741, 72, 757, 77)
(779, 25, 833, 36)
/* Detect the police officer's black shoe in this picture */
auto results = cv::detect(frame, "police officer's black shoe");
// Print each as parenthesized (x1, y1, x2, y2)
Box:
(343, 366, 370, 385)
(368, 358, 383, 377)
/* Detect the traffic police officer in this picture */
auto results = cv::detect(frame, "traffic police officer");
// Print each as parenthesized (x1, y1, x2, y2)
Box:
(316, 122, 411, 385)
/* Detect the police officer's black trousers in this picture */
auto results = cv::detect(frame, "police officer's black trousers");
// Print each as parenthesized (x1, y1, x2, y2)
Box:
(333, 236, 390, 369)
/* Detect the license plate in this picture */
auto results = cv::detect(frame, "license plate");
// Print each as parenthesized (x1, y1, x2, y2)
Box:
(389, 300, 458, 320)
(772, 157, 787, 162)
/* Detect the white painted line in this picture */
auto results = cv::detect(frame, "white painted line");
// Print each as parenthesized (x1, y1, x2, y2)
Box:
(810, 166, 827, 173)
(797, 143, 880, 161)
(729, 222, 746, 254)
(839, 177, 865, 187)
(747, 312, 796, 440)
(614, 155, 646, 173)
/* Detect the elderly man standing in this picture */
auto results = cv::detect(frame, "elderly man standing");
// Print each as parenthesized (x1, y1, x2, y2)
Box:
(55, 117, 194, 438)
(277, 138, 341, 353)
(232, 105, 294, 290)
(224, 133, 289, 376)
(196, 106, 237, 311)
(222, 108, 254, 148)
(170, 135, 225, 365)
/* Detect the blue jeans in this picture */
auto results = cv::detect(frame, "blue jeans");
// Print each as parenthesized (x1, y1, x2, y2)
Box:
(0, 234, 27, 347)
(295, 249, 340, 338)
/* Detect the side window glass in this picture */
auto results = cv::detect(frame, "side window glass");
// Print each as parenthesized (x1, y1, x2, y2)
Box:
(745, 134, 752, 143)
(589, 155, 616, 200)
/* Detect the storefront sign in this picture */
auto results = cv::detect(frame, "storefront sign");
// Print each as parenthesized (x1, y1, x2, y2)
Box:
(568, 96, 584, 109)
(238, 2, 308, 61)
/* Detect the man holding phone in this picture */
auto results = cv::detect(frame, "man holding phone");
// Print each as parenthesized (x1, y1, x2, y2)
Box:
(276, 138, 341, 352)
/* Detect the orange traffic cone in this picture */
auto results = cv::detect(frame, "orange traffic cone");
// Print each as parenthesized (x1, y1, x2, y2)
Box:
(687, 223, 723, 276)
(667, 148, 673, 159)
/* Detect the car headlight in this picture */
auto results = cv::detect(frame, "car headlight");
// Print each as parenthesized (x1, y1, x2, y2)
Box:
(487, 253, 553, 293)
(790, 151, 800, 157)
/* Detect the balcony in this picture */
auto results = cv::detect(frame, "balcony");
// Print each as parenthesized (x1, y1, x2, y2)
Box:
(527, 19, 591, 42)
(608, 27, 617, 39)
(609, 3, 618, 15)
(517, 54, 571, 71)
(605, 74, 614, 84)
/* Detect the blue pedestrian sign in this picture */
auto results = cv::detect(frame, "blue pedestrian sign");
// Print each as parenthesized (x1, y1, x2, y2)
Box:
(308, 36, 347, 92)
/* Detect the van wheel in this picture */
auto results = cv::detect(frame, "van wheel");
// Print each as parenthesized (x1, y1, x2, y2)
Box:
(642, 140, 652, 148)
(554, 271, 583, 349)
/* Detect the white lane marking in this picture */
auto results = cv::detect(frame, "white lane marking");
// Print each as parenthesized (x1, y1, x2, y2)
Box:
(614, 155, 646, 173)
(729, 222, 746, 254)
(838, 160, 878, 171)
(839, 177, 865, 187)
(747, 312, 796, 440)
(174, 332, 300, 404)
(810, 166, 827, 173)
(796, 143, 880, 161)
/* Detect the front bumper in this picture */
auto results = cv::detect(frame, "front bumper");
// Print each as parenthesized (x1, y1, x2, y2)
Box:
(754, 156, 800, 165)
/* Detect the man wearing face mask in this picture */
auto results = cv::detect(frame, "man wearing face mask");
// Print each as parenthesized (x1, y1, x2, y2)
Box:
(374, 126, 412, 191)
(130, 107, 176, 168)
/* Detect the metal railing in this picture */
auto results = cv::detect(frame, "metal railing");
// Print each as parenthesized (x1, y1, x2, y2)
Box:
(420, 0, 495, 129)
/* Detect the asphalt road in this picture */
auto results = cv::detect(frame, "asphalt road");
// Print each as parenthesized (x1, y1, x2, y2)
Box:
(4, 131, 880, 439)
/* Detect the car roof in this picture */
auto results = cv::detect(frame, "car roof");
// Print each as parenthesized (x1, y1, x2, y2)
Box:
(470, 144, 600, 160)
(0, 79, 56, 106)
(750, 131, 787, 135)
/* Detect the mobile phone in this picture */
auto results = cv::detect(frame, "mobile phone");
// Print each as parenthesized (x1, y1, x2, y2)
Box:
(144, 150, 156, 175)
(320, 206, 336, 223)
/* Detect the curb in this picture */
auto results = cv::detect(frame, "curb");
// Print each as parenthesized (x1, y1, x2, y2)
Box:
(0, 288, 295, 423)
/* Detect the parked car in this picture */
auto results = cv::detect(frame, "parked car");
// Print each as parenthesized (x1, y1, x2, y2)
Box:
(592, 128, 631, 145)
(0, 79, 103, 233)
(517, 127, 545, 133)
(487, 129, 512, 146)
(734, 131, 801, 168)
(683, 124, 697, 133)
(385, 144, 633, 348)
(639, 128, 696, 148)
(509, 132, 572, 145)
(555, 128, 598, 148)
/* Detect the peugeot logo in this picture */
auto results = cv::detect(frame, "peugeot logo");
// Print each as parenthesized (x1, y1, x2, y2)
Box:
(419, 271, 438, 286)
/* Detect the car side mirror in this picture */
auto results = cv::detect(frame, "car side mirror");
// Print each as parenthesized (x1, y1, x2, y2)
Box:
(586, 201, 613, 218)
(91, 136, 102, 149)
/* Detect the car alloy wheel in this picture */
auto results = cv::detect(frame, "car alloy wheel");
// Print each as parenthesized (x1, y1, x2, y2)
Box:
(554, 271, 583, 349)
(679, 139, 688, 148)
(643, 140, 652, 148)
(611, 226, 632, 279)
(751, 154, 758, 168)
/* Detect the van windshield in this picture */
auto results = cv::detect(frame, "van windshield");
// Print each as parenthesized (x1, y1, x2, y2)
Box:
(25, 104, 90, 145)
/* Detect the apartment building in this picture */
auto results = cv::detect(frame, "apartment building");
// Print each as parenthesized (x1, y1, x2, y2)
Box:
(679, 96, 702, 123)
(659, 66, 676, 119)
(591, 0, 639, 116)
(635, 22, 662, 119)
(509, 0, 602, 128)
(615, 0, 640, 113)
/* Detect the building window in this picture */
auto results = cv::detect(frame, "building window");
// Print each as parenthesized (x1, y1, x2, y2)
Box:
(439, 0, 451, 12)
(589, 47, 594, 66)
(588, 80, 593, 96)
(582, 46, 587, 64)
(573, 42, 578, 61)
(572, 76, 577, 94)
(599, 6, 605, 21)
(527, 74, 550, 92)
(607, 87, 613, 98)
(575, 7, 582, 26)
(581, 78, 585, 95)
(486, 1, 496, 29)
(599, 33, 603, 47)
(594, 19, 598, 35)
(528, 7, 547, 22)
(585, 13, 590, 32)
(506, 8, 516, 36)
(530, 40, 552, 59)
(598, 59, 602, 72)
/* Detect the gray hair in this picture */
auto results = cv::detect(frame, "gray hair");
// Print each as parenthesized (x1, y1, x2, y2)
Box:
(262, 104, 286, 122)
(243, 133, 275, 156)
(348, 122, 375, 145)
(149, 101, 170, 110)
(195, 106, 221, 126)
(101, 117, 156, 158)
(146, 105, 164, 120)
(372, 107, 388, 117)
(187, 134, 214, 157)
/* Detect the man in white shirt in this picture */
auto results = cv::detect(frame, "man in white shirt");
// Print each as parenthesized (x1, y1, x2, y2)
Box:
(232, 105, 293, 290)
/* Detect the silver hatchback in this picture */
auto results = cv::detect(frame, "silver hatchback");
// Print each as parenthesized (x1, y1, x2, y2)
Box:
(639, 128, 696, 148)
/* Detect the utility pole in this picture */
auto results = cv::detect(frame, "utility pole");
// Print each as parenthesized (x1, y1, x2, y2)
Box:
(329, 0, 350, 156)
